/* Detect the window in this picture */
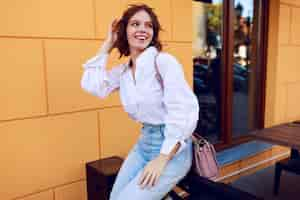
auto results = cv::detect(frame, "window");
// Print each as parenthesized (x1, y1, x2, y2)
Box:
(193, 0, 268, 149)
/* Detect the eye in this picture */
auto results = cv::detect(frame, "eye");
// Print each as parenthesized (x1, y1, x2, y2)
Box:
(146, 23, 153, 28)
(131, 22, 139, 26)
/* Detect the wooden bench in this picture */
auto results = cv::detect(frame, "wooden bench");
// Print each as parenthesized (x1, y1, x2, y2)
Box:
(274, 149, 300, 195)
(168, 170, 263, 200)
(86, 156, 263, 200)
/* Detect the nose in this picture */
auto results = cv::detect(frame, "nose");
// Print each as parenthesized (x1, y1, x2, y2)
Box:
(137, 24, 147, 32)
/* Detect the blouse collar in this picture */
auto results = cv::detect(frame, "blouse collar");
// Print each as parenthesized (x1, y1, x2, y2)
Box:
(123, 46, 158, 73)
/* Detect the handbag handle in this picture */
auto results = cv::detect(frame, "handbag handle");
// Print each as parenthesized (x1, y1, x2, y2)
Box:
(154, 57, 205, 145)
(191, 134, 209, 147)
(154, 54, 164, 91)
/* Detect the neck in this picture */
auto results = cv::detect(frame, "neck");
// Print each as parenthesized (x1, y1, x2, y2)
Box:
(129, 47, 144, 69)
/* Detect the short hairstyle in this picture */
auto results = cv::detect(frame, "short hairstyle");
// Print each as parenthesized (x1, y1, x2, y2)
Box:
(113, 4, 163, 58)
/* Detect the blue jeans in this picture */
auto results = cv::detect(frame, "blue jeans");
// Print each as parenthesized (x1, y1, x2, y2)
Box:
(109, 123, 193, 200)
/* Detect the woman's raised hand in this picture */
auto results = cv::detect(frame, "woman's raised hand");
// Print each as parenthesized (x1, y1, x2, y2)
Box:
(107, 18, 119, 45)
(101, 18, 119, 54)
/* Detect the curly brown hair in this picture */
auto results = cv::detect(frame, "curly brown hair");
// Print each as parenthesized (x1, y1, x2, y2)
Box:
(113, 4, 163, 58)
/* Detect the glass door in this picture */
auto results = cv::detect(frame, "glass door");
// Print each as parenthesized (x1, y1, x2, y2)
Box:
(193, 0, 223, 143)
(193, 0, 268, 148)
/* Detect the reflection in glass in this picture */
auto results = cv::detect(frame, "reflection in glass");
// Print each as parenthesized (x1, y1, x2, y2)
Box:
(193, 0, 223, 143)
(232, 0, 257, 137)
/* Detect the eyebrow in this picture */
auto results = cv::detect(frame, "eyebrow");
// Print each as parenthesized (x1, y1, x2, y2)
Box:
(129, 19, 152, 24)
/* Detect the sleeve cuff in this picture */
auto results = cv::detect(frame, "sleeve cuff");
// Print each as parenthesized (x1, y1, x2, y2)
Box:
(160, 138, 187, 156)
(82, 53, 109, 69)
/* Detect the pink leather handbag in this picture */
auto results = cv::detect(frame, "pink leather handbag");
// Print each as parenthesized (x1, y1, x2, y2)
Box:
(191, 133, 219, 181)
(154, 54, 220, 181)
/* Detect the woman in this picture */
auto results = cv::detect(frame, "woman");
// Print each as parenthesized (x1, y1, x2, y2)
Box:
(81, 4, 199, 200)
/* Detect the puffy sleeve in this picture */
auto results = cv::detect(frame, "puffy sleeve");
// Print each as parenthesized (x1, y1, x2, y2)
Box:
(80, 53, 125, 98)
(156, 53, 199, 156)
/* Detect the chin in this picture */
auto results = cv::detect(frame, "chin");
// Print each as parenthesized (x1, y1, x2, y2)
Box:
(131, 42, 151, 51)
(133, 45, 148, 52)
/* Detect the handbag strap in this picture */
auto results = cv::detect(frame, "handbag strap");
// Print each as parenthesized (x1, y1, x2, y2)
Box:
(191, 134, 209, 146)
(155, 54, 209, 147)
(154, 54, 164, 91)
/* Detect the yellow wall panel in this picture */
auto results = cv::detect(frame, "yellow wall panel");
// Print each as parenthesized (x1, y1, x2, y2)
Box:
(19, 190, 53, 200)
(290, 7, 300, 45)
(172, 0, 192, 42)
(286, 83, 300, 120)
(95, 0, 123, 39)
(264, 0, 280, 127)
(278, 5, 290, 44)
(269, 1, 300, 125)
(0, 0, 94, 38)
(277, 46, 300, 83)
(99, 107, 141, 158)
(274, 85, 287, 124)
(0, 1, 193, 199)
(0, 38, 46, 121)
(125, 0, 172, 41)
(0, 1, 44, 36)
(164, 43, 193, 86)
(45, 40, 127, 114)
(0, 112, 98, 200)
(281, 0, 300, 6)
(55, 181, 87, 200)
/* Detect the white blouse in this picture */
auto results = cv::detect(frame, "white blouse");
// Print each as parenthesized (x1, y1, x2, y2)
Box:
(81, 46, 199, 156)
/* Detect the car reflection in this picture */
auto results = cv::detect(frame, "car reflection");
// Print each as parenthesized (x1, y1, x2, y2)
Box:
(193, 56, 249, 139)
(193, 60, 249, 94)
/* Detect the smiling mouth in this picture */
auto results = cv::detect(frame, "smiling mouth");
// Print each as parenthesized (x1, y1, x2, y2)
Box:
(134, 35, 149, 41)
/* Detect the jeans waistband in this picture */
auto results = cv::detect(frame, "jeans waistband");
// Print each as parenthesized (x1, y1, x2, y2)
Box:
(142, 122, 165, 128)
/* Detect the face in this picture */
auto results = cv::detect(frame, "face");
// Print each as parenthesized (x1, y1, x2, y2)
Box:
(126, 10, 154, 54)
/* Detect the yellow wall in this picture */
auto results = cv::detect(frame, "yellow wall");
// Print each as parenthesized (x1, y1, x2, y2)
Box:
(0, 0, 192, 200)
(266, 0, 300, 126)
(1, 0, 298, 199)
